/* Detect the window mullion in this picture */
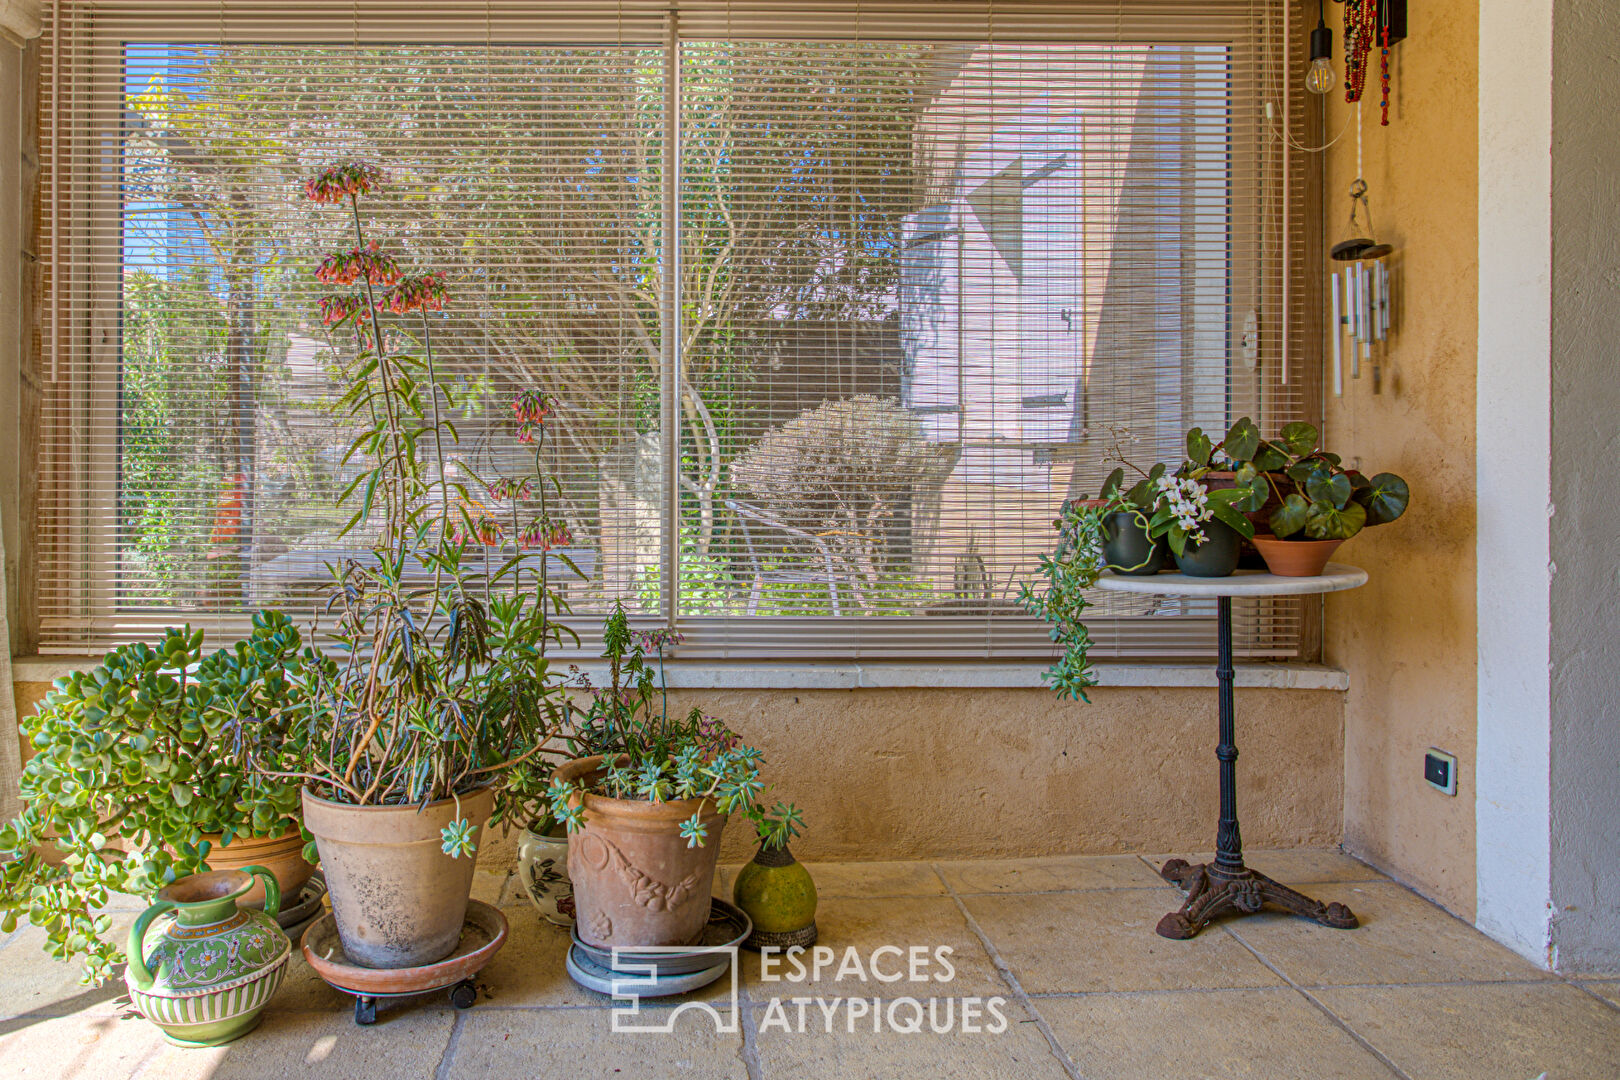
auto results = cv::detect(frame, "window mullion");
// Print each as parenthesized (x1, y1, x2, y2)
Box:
(660, 17, 681, 632)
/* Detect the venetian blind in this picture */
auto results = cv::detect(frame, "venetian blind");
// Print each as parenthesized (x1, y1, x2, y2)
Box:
(33, 1, 1314, 659)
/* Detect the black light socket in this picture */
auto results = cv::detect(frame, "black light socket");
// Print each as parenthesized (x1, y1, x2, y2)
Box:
(1309, 22, 1333, 63)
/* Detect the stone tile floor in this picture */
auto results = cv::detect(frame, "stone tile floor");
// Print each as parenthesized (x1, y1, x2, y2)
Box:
(2, 849, 1618, 1079)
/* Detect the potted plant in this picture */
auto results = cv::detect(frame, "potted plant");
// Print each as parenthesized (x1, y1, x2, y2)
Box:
(547, 603, 802, 949)
(1216, 420, 1410, 576)
(0, 613, 314, 985)
(248, 163, 576, 969)
(505, 759, 576, 927)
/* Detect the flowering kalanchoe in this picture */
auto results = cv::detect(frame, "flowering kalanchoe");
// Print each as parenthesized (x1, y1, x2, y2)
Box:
(318, 293, 365, 327)
(631, 627, 684, 652)
(304, 162, 386, 204)
(379, 273, 449, 315)
(450, 514, 503, 547)
(315, 241, 402, 288)
(517, 519, 572, 552)
(486, 477, 534, 502)
(512, 390, 551, 444)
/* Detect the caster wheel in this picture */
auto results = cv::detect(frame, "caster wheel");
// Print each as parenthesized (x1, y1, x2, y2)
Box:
(354, 996, 377, 1025)
(449, 980, 478, 1010)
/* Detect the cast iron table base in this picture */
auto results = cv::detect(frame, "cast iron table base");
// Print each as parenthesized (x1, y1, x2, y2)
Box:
(1154, 594, 1359, 939)
(1095, 572, 1369, 941)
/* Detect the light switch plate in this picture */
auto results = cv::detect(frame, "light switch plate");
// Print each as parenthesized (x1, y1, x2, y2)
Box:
(1424, 749, 1457, 795)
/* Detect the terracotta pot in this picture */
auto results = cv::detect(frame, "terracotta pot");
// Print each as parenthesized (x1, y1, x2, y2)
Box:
(557, 755, 727, 950)
(201, 825, 315, 911)
(1250, 534, 1345, 577)
(300, 785, 494, 969)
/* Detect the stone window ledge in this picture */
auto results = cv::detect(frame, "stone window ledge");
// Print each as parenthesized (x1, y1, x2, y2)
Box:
(10, 656, 1347, 692)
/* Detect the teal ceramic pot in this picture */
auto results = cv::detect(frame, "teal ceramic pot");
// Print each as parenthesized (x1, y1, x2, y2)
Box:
(124, 867, 290, 1048)
(1172, 520, 1242, 578)
(1102, 511, 1167, 575)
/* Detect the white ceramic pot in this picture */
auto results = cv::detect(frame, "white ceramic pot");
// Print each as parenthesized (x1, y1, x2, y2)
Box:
(518, 826, 575, 926)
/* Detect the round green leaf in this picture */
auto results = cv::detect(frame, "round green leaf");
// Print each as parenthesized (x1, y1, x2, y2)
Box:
(1305, 472, 1353, 509)
(1278, 421, 1319, 455)
(1304, 499, 1367, 540)
(1355, 472, 1411, 525)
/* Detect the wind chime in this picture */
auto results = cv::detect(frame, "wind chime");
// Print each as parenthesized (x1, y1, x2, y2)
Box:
(1329, 179, 1392, 396)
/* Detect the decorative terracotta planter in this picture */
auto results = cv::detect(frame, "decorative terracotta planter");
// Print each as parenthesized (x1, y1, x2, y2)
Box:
(1250, 534, 1345, 577)
(202, 824, 315, 911)
(558, 755, 727, 949)
(300, 785, 494, 969)
(518, 826, 575, 926)
(125, 867, 290, 1047)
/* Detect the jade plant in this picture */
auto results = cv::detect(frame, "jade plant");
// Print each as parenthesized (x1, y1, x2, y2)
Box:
(546, 602, 804, 850)
(0, 612, 315, 984)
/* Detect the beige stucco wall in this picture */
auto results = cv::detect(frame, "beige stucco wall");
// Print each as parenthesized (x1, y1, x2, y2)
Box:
(13, 679, 1346, 870)
(1319, 0, 1479, 917)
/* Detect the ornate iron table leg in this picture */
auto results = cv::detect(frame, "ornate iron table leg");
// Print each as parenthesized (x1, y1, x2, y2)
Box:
(1155, 596, 1359, 940)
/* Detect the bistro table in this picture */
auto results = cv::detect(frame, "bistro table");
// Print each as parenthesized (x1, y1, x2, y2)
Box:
(1096, 563, 1369, 939)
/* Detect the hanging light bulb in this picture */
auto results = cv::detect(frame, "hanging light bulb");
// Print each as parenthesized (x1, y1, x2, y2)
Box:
(1305, 0, 1336, 94)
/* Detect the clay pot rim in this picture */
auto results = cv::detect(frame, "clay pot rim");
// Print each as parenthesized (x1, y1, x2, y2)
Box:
(198, 821, 305, 846)
(1250, 532, 1345, 546)
(556, 754, 726, 823)
(299, 783, 494, 814)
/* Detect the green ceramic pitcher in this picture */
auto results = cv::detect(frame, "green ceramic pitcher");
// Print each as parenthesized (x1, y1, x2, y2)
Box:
(124, 866, 291, 1047)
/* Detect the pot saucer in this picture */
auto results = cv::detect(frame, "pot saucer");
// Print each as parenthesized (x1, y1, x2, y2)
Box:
(566, 943, 732, 998)
(301, 899, 507, 996)
(274, 870, 327, 930)
(569, 897, 751, 976)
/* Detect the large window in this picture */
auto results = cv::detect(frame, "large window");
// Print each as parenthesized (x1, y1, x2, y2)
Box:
(34, 1, 1311, 658)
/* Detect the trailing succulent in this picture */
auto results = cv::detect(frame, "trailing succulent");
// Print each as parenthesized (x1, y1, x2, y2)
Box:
(544, 602, 804, 851)
(0, 612, 314, 984)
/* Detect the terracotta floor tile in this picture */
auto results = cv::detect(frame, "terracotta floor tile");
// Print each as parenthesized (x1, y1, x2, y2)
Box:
(749, 997, 1070, 1080)
(1142, 848, 1389, 885)
(936, 854, 1169, 894)
(1225, 881, 1552, 987)
(1316, 982, 1620, 1080)
(798, 861, 949, 898)
(964, 889, 1284, 993)
(447, 1005, 747, 1077)
(1040, 988, 1398, 1080)
(739, 895, 1005, 998)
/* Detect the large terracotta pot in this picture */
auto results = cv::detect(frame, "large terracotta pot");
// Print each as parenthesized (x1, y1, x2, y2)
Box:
(125, 867, 290, 1047)
(558, 755, 727, 949)
(300, 785, 494, 969)
(202, 824, 315, 910)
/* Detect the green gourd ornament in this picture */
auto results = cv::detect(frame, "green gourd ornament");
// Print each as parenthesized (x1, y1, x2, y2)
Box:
(733, 843, 818, 950)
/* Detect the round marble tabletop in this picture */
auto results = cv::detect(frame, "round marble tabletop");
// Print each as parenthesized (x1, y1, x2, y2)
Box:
(1095, 563, 1368, 598)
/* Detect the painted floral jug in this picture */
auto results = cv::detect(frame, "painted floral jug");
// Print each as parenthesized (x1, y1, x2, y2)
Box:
(124, 866, 291, 1047)
(518, 826, 575, 926)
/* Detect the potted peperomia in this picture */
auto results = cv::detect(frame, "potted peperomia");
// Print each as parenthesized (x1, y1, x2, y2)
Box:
(0, 613, 315, 985)
(547, 603, 802, 949)
(1216, 419, 1410, 576)
(246, 163, 576, 969)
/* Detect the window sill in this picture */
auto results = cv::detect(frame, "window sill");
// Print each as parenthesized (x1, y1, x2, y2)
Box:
(9, 655, 1348, 692)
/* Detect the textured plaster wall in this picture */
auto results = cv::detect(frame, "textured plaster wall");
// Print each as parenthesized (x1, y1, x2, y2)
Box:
(1319, 0, 1479, 918)
(14, 680, 1347, 868)
(1548, 0, 1620, 972)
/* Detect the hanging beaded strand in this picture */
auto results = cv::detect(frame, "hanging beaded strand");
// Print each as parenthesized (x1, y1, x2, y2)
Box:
(1343, 0, 1377, 103)
(1378, 11, 1392, 125)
